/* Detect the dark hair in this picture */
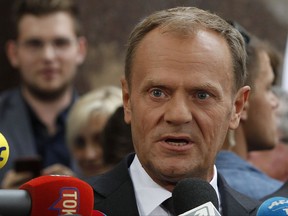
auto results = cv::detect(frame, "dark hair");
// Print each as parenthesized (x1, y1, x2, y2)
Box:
(228, 21, 281, 89)
(125, 7, 247, 92)
(11, 0, 82, 39)
(264, 42, 282, 85)
(245, 36, 281, 92)
(101, 106, 134, 165)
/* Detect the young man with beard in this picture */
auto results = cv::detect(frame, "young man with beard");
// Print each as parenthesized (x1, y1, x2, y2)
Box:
(0, 0, 86, 188)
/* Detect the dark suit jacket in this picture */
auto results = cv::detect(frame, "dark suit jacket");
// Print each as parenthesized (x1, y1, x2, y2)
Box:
(87, 154, 260, 216)
(0, 88, 38, 182)
(0, 88, 75, 182)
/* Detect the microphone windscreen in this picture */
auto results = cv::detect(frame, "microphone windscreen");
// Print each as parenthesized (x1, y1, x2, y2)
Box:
(20, 175, 94, 216)
(172, 178, 219, 215)
(256, 196, 288, 216)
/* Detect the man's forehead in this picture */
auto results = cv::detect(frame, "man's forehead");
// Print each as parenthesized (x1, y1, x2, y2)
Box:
(17, 12, 76, 39)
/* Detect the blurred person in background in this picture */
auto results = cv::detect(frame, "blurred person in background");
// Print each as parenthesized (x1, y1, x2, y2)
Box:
(249, 86, 288, 182)
(216, 26, 283, 199)
(66, 86, 122, 179)
(101, 106, 134, 167)
(0, 0, 86, 188)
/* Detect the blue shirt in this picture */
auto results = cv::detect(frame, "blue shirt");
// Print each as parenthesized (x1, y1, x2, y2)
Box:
(216, 150, 283, 200)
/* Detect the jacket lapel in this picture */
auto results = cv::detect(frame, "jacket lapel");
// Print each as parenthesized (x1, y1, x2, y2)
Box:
(0, 89, 36, 156)
(89, 154, 139, 216)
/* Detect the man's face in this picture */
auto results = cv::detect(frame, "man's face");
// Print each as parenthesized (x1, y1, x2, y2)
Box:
(122, 28, 249, 189)
(8, 12, 86, 99)
(244, 51, 279, 151)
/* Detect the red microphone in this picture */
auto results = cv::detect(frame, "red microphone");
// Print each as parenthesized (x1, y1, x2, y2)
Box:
(92, 210, 107, 216)
(0, 175, 94, 216)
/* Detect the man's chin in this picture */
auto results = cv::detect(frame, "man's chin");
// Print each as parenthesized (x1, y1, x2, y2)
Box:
(25, 84, 71, 101)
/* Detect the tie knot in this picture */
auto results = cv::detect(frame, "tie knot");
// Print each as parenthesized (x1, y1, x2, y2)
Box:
(161, 197, 175, 215)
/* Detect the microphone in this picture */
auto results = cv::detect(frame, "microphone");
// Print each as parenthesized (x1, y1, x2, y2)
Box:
(0, 133, 9, 169)
(92, 210, 107, 216)
(172, 178, 221, 216)
(0, 175, 94, 216)
(256, 196, 288, 216)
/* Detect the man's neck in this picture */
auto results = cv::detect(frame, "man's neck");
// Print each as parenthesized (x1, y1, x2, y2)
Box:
(222, 126, 248, 160)
(233, 125, 249, 159)
(22, 87, 73, 135)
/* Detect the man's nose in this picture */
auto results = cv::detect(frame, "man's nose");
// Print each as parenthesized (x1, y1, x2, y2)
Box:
(271, 91, 279, 110)
(41, 44, 57, 60)
(164, 95, 192, 125)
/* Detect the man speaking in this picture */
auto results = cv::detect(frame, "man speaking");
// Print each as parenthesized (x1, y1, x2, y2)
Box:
(87, 6, 260, 216)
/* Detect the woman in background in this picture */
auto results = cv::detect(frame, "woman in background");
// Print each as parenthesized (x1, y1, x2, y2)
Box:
(66, 86, 122, 178)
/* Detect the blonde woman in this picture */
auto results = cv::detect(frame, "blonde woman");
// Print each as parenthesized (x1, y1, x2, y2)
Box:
(66, 86, 122, 178)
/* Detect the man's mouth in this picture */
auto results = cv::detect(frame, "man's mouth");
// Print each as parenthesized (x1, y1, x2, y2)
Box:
(165, 138, 190, 146)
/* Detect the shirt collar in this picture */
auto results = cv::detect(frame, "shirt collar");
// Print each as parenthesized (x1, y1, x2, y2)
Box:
(211, 165, 221, 211)
(129, 155, 221, 215)
(130, 155, 171, 215)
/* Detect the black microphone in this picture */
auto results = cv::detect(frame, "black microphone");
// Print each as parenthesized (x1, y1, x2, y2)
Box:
(172, 178, 221, 216)
(0, 190, 31, 215)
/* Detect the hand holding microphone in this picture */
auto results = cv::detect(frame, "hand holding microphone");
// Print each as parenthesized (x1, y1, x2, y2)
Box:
(0, 132, 75, 189)
(1, 169, 34, 189)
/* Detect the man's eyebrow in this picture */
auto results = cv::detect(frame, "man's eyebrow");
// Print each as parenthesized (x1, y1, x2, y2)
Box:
(21, 38, 42, 43)
(191, 83, 220, 91)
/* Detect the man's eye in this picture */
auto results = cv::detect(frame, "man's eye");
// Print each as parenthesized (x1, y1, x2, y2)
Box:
(54, 38, 71, 48)
(151, 89, 164, 98)
(196, 91, 210, 100)
(25, 40, 43, 49)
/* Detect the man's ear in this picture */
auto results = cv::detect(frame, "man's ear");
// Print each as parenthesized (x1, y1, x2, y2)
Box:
(229, 85, 250, 129)
(121, 77, 131, 124)
(76, 36, 87, 65)
(6, 40, 19, 68)
(240, 101, 249, 121)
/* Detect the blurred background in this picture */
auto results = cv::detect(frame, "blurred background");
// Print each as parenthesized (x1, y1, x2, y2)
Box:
(1, 0, 287, 94)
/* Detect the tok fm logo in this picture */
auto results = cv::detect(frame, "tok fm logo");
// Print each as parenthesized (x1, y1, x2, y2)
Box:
(49, 187, 79, 215)
(0, 133, 9, 168)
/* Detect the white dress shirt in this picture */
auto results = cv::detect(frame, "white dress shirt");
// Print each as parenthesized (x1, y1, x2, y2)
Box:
(129, 155, 221, 216)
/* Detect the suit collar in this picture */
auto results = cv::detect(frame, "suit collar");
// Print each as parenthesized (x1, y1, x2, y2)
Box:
(0, 88, 36, 155)
(218, 173, 260, 216)
(89, 153, 134, 196)
(89, 154, 260, 216)
(89, 153, 139, 216)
